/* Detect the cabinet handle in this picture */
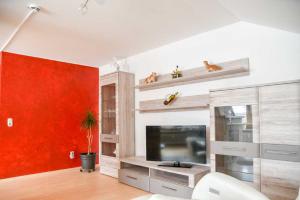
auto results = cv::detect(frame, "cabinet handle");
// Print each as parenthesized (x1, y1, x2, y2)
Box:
(223, 146, 246, 152)
(126, 176, 137, 180)
(265, 150, 297, 156)
(104, 137, 112, 140)
(162, 185, 177, 191)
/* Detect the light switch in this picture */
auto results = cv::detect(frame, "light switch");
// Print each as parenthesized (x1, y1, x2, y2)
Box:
(7, 118, 13, 127)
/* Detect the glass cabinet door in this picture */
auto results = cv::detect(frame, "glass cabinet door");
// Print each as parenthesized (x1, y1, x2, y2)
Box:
(102, 143, 116, 157)
(215, 155, 253, 182)
(101, 83, 116, 135)
(214, 105, 254, 182)
(215, 105, 253, 142)
(101, 83, 117, 157)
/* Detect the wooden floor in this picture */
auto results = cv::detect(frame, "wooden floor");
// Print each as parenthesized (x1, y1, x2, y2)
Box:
(0, 167, 149, 200)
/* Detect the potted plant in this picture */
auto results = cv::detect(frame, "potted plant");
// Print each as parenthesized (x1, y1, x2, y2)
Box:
(80, 111, 97, 173)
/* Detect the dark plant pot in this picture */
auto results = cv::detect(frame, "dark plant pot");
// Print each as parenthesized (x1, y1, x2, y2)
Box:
(80, 153, 96, 172)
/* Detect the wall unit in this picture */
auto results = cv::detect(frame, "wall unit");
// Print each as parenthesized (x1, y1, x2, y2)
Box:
(210, 80, 300, 200)
(210, 87, 261, 189)
(100, 72, 135, 178)
(119, 157, 210, 198)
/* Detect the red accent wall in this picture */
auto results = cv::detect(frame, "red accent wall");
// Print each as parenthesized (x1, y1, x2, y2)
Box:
(0, 52, 99, 179)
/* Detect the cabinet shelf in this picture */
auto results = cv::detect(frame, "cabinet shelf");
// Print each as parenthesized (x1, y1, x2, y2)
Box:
(137, 94, 209, 113)
(136, 58, 249, 91)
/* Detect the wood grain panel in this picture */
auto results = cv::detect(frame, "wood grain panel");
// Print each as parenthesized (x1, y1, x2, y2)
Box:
(100, 72, 118, 85)
(137, 58, 249, 91)
(261, 159, 300, 200)
(118, 72, 135, 158)
(259, 82, 300, 145)
(100, 166, 118, 178)
(211, 141, 260, 158)
(138, 94, 209, 112)
(210, 87, 258, 106)
(100, 156, 120, 169)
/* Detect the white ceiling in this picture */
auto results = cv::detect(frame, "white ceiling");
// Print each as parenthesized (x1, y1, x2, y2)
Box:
(0, 0, 299, 66)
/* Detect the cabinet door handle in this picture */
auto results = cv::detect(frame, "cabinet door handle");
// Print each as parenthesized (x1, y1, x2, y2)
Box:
(162, 185, 177, 191)
(223, 146, 246, 152)
(104, 137, 112, 140)
(265, 150, 297, 156)
(126, 176, 137, 180)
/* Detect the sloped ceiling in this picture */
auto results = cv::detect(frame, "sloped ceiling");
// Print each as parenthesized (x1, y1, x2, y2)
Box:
(219, 0, 300, 33)
(0, 0, 299, 66)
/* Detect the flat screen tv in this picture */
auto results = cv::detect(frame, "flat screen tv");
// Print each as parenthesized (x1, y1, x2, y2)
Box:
(146, 125, 206, 164)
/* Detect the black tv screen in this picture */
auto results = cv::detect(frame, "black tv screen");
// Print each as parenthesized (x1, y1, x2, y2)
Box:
(146, 125, 206, 164)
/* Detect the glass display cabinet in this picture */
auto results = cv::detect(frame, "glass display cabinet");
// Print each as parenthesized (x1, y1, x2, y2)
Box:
(100, 72, 135, 178)
(214, 105, 254, 182)
(101, 83, 117, 157)
(210, 87, 260, 189)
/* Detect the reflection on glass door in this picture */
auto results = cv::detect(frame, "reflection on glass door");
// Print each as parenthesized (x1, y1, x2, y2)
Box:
(101, 84, 116, 135)
(101, 83, 116, 157)
(214, 105, 254, 182)
(216, 155, 253, 182)
(215, 105, 253, 142)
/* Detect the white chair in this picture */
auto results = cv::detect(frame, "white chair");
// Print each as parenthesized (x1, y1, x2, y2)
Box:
(133, 172, 270, 200)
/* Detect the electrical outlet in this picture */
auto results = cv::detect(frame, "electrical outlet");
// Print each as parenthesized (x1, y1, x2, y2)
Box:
(69, 151, 75, 159)
(7, 118, 13, 127)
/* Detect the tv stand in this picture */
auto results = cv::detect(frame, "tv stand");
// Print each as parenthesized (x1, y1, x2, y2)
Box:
(158, 161, 193, 168)
(119, 156, 210, 199)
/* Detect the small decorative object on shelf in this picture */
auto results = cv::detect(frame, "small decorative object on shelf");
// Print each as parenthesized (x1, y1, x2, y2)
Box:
(203, 61, 223, 72)
(163, 91, 179, 105)
(171, 65, 182, 79)
(144, 72, 158, 84)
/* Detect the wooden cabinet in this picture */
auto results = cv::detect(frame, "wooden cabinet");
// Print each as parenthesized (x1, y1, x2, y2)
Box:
(259, 83, 300, 145)
(210, 87, 261, 189)
(100, 72, 135, 178)
(210, 81, 300, 198)
(119, 157, 209, 199)
(259, 82, 300, 200)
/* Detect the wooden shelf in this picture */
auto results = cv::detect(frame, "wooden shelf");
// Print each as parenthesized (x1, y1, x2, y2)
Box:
(136, 58, 249, 91)
(138, 94, 209, 113)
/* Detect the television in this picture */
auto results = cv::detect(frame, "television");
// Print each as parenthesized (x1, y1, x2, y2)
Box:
(146, 125, 207, 164)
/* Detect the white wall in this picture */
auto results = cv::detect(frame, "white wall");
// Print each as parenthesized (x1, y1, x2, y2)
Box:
(100, 22, 300, 157)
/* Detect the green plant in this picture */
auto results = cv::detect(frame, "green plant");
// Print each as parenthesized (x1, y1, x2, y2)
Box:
(81, 111, 97, 154)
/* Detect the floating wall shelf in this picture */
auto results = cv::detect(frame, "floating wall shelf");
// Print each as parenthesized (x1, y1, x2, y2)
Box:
(136, 58, 249, 91)
(138, 94, 209, 113)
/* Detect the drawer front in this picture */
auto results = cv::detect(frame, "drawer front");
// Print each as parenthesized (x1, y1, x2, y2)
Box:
(100, 166, 118, 178)
(211, 141, 260, 158)
(261, 159, 300, 200)
(150, 178, 193, 199)
(101, 134, 119, 143)
(261, 144, 300, 162)
(100, 156, 119, 169)
(210, 87, 258, 106)
(119, 169, 150, 191)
